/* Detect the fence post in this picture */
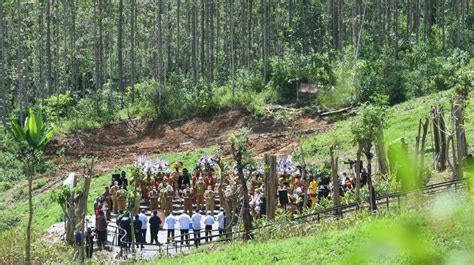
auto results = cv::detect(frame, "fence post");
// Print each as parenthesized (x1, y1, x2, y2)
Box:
(386, 197, 389, 211)
(397, 194, 400, 209)
(264, 154, 278, 221)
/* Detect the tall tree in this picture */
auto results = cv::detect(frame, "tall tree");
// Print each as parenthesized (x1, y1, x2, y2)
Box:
(117, 0, 124, 107)
(10, 109, 54, 265)
(262, 0, 269, 83)
(156, 0, 164, 115)
(0, 0, 6, 130)
(230, 0, 235, 96)
(130, 0, 136, 102)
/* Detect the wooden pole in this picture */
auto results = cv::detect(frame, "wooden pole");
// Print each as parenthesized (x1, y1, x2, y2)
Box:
(264, 154, 277, 221)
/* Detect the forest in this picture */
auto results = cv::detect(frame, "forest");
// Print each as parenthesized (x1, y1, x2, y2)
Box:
(0, 0, 473, 264)
(0, 0, 472, 127)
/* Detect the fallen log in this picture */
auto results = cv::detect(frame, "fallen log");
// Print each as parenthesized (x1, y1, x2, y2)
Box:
(320, 106, 353, 117)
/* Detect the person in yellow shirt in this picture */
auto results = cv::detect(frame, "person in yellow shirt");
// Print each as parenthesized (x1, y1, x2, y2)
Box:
(308, 176, 318, 206)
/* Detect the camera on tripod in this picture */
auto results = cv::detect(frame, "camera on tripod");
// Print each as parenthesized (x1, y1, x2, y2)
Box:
(343, 159, 363, 172)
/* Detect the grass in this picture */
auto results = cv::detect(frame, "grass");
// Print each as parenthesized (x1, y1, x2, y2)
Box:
(152, 193, 474, 265)
(303, 89, 474, 165)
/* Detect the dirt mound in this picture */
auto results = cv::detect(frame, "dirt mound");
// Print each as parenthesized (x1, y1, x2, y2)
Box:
(50, 110, 331, 174)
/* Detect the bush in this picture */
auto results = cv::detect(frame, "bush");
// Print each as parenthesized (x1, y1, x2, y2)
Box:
(269, 51, 330, 103)
(41, 92, 74, 122)
(0, 182, 11, 192)
(317, 60, 356, 109)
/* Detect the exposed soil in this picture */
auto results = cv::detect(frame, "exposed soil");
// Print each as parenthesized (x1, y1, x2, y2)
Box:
(49, 109, 332, 175)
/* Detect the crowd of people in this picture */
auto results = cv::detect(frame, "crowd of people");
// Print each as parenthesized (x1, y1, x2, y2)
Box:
(89, 155, 370, 252)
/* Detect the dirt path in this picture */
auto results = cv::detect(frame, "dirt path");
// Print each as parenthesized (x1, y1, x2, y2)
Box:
(49, 110, 331, 174)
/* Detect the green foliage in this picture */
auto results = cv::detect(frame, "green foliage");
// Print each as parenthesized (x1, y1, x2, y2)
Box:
(0, 228, 70, 264)
(41, 92, 74, 122)
(10, 108, 55, 153)
(50, 185, 71, 206)
(268, 51, 330, 103)
(317, 60, 356, 109)
(229, 127, 256, 170)
(153, 196, 474, 265)
(357, 46, 471, 105)
(351, 100, 389, 148)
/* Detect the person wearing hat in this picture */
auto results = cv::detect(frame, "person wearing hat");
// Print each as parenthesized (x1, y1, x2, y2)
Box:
(204, 170, 215, 190)
(110, 181, 120, 214)
(204, 211, 215, 242)
(165, 183, 174, 216)
(204, 187, 216, 214)
(149, 187, 159, 212)
(172, 162, 182, 197)
(182, 168, 191, 190)
(183, 188, 193, 216)
(117, 185, 128, 212)
(196, 177, 206, 210)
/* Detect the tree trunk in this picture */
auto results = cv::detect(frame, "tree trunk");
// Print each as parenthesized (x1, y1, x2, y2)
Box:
(438, 109, 448, 169)
(441, 0, 445, 49)
(16, 0, 23, 121)
(418, 118, 429, 184)
(330, 146, 341, 216)
(234, 150, 253, 240)
(156, 0, 164, 116)
(432, 106, 447, 171)
(238, 167, 253, 240)
(0, 1, 6, 131)
(79, 176, 91, 262)
(93, 0, 100, 113)
(375, 129, 389, 175)
(263, 0, 269, 83)
(230, 0, 236, 97)
(130, 0, 136, 102)
(66, 174, 77, 245)
(118, 0, 124, 108)
(365, 148, 377, 212)
(25, 159, 33, 265)
(354, 2, 366, 64)
(264, 154, 277, 221)
(216, 160, 232, 235)
(355, 143, 362, 198)
(454, 99, 468, 179)
(47, 0, 53, 97)
(192, 0, 197, 86)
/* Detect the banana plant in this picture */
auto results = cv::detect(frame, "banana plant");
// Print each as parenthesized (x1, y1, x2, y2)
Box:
(10, 108, 54, 152)
(9, 108, 54, 265)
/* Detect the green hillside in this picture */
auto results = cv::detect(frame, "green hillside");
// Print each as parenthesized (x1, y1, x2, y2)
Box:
(303, 89, 474, 165)
(154, 194, 474, 265)
(1, 88, 473, 262)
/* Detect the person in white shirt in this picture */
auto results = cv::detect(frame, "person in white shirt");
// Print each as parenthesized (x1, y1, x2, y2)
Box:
(165, 212, 177, 242)
(138, 209, 148, 244)
(191, 210, 203, 246)
(204, 211, 215, 242)
(178, 212, 192, 245)
(217, 208, 226, 236)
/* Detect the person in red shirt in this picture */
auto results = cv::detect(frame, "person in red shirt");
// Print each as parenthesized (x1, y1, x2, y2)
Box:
(204, 170, 215, 190)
